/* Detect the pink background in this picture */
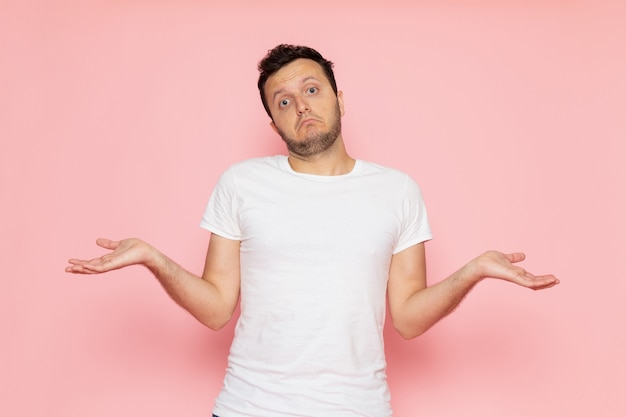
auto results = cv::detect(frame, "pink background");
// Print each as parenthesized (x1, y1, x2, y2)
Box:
(2, 1, 625, 416)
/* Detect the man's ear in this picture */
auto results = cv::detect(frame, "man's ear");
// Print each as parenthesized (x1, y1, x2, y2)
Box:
(337, 91, 345, 117)
(270, 121, 279, 135)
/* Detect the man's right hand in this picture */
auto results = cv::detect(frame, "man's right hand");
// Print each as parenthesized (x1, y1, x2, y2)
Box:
(66, 238, 155, 274)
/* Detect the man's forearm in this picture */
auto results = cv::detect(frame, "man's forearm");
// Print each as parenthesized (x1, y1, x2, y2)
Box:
(146, 248, 235, 330)
(392, 263, 479, 339)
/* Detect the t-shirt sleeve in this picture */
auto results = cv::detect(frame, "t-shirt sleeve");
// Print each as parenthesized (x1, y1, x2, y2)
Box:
(200, 167, 242, 240)
(393, 175, 432, 254)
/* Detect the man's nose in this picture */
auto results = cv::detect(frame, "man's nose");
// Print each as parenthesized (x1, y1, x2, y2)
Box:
(295, 96, 310, 114)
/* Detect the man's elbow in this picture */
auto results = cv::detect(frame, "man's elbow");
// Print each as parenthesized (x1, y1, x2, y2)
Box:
(196, 309, 235, 331)
(201, 317, 231, 331)
(392, 319, 428, 340)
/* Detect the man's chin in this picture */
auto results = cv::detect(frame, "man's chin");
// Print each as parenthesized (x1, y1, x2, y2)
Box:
(286, 136, 338, 157)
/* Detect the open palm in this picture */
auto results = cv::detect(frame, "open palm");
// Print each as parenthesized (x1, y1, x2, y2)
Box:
(66, 238, 152, 274)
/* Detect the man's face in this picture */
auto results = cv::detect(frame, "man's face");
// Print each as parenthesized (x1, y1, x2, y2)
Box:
(264, 58, 345, 158)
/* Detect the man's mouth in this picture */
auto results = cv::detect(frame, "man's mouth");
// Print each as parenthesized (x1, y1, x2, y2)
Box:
(298, 118, 318, 130)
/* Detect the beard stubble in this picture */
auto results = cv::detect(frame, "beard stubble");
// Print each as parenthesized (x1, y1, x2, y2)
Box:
(276, 100, 342, 158)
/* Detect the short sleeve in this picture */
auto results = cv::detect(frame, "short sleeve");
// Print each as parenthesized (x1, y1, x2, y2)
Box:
(393, 175, 432, 254)
(200, 167, 242, 240)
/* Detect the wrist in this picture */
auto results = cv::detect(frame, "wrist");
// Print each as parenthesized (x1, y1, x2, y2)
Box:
(143, 243, 165, 272)
(457, 257, 484, 287)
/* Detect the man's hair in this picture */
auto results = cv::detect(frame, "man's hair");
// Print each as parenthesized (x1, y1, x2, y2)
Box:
(257, 44, 338, 119)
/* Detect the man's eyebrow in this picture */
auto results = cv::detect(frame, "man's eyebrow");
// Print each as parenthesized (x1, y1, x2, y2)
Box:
(272, 88, 286, 102)
(271, 76, 321, 102)
(301, 76, 319, 84)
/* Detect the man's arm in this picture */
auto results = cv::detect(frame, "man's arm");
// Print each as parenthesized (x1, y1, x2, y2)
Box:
(66, 233, 241, 330)
(387, 243, 559, 339)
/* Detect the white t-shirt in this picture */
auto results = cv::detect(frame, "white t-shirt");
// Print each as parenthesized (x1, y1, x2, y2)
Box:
(201, 156, 432, 417)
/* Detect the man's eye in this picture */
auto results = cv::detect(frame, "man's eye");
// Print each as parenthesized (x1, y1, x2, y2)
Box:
(279, 99, 290, 107)
(307, 87, 318, 94)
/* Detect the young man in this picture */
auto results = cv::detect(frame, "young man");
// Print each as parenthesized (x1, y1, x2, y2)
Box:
(66, 44, 558, 417)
